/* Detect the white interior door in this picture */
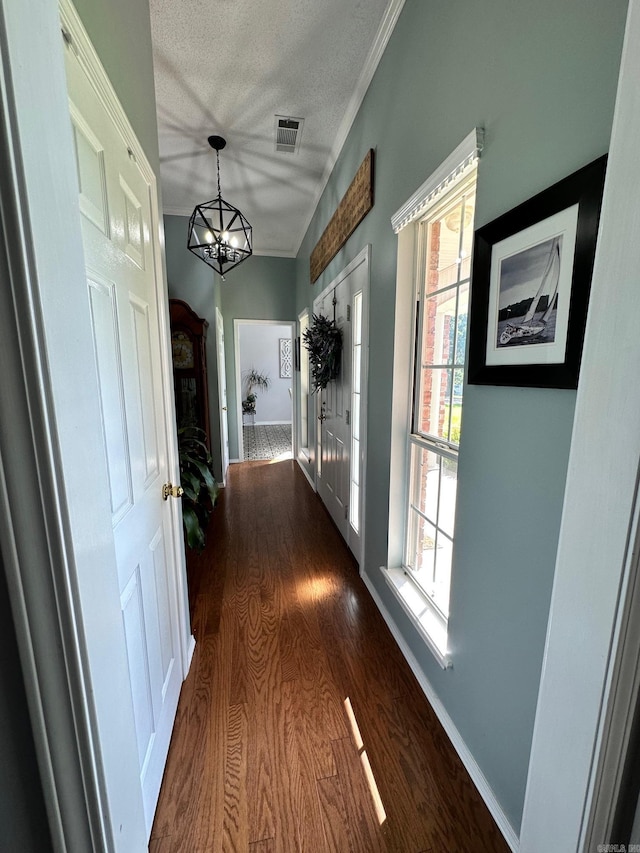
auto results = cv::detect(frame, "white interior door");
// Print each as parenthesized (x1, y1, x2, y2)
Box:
(314, 248, 369, 563)
(216, 307, 230, 484)
(65, 42, 183, 835)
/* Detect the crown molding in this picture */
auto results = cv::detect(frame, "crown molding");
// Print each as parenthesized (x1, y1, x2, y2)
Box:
(391, 127, 484, 233)
(252, 248, 297, 259)
(293, 0, 407, 255)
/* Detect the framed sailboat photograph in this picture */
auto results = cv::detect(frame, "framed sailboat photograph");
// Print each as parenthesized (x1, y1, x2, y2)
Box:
(468, 155, 607, 388)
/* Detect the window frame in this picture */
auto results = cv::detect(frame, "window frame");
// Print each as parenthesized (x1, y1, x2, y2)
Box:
(383, 129, 482, 668)
(404, 174, 476, 623)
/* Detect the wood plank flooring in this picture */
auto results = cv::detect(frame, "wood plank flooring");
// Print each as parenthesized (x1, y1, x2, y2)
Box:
(150, 460, 510, 853)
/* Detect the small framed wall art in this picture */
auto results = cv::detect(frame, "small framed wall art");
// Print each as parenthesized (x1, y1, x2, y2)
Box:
(279, 337, 293, 378)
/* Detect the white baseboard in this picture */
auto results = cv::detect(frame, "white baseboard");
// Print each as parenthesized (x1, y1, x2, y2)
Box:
(252, 420, 293, 426)
(229, 458, 241, 464)
(361, 572, 520, 852)
(296, 457, 316, 490)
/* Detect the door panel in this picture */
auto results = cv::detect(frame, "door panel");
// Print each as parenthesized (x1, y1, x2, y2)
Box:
(150, 528, 174, 686)
(87, 274, 133, 522)
(129, 295, 160, 485)
(69, 102, 110, 235)
(120, 176, 145, 269)
(66, 42, 182, 835)
(121, 566, 155, 770)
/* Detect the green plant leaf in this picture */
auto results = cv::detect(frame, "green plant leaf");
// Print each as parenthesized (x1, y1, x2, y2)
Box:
(182, 470, 201, 495)
(191, 459, 219, 506)
(177, 424, 217, 549)
(182, 505, 205, 551)
(182, 484, 199, 502)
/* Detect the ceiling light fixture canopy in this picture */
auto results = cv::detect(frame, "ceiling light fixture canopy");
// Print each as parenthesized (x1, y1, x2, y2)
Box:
(187, 135, 252, 279)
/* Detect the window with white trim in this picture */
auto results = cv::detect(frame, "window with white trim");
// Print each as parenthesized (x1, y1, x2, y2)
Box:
(384, 129, 482, 666)
(407, 174, 476, 625)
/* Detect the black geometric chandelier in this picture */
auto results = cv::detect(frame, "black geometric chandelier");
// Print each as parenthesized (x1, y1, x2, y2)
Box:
(187, 135, 252, 279)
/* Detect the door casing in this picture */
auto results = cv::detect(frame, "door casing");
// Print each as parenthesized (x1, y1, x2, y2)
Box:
(0, 0, 192, 848)
(233, 318, 296, 461)
(216, 307, 230, 485)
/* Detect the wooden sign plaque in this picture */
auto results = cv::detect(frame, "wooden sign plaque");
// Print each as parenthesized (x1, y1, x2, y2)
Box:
(310, 149, 374, 283)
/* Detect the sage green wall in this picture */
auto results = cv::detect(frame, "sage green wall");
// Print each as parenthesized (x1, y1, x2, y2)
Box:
(73, 0, 160, 173)
(164, 216, 296, 463)
(296, 0, 627, 834)
(220, 256, 296, 458)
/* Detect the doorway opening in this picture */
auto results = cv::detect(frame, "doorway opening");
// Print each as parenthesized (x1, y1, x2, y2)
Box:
(234, 319, 296, 461)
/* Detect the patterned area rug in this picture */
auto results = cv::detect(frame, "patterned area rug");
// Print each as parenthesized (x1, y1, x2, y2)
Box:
(243, 424, 292, 461)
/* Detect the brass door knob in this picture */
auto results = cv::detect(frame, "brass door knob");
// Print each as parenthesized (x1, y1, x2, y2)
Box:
(163, 482, 184, 500)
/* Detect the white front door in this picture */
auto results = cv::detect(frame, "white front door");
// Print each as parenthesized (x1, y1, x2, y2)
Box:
(316, 280, 351, 540)
(314, 248, 369, 563)
(65, 40, 183, 835)
(216, 307, 230, 484)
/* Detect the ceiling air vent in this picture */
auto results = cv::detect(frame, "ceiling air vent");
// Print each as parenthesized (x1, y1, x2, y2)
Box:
(275, 116, 304, 154)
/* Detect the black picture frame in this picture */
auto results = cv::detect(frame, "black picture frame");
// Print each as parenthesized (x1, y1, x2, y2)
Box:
(467, 155, 607, 389)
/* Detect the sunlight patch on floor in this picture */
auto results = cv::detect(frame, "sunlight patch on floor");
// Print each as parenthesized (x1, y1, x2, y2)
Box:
(297, 575, 335, 605)
(344, 696, 387, 826)
(269, 450, 293, 462)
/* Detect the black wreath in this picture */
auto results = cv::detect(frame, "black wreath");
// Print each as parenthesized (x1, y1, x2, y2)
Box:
(302, 313, 342, 392)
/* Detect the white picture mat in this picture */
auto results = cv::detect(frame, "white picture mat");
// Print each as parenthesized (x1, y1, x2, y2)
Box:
(485, 204, 579, 367)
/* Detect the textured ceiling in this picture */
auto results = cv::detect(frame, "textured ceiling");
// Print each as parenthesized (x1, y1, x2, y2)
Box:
(149, 0, 399, 257)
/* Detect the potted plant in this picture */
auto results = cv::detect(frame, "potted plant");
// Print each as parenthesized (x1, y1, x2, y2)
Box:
(177, 426, 219, 550)
(242, 368, 270, 415)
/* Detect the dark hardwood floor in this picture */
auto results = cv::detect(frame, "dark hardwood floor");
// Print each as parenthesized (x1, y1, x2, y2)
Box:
(150, 460, 510, 853)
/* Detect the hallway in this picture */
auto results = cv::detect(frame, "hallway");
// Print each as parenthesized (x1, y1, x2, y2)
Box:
(150, 460, 509, 852)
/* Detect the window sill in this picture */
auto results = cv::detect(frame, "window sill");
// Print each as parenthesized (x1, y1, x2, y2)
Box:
(381, 567, 451, 669)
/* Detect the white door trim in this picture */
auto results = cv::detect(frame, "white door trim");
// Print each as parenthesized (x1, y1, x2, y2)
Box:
(215, 307, 230, 486)
(233, 318, 296, 461)
(0, 0, 123, 847)
(519, 0, 640, 848)
(0, 9, 106, 849)
(0, 0, 192, 847)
